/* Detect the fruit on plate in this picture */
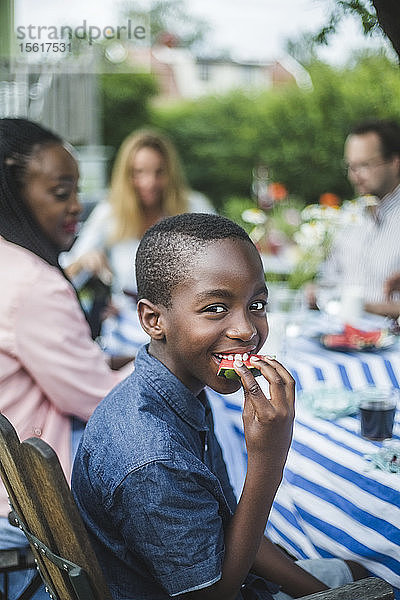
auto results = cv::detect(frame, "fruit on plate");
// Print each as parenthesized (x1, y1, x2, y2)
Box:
(344, 324, 384, 347)
(322, 324, 389, 350)
(217, 355, 263, 379)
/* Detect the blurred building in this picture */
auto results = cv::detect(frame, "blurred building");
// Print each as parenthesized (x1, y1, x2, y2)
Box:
(1, 3, 100, 143)
(0, 0, 108, 211)
(136, 32, 312, 103)
(0, 71, 101, 145)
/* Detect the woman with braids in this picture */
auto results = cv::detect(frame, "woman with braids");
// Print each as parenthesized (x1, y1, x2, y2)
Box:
(0, 118, 132, 599)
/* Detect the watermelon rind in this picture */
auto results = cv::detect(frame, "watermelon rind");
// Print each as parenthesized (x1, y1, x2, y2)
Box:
(217, 364, 262, 379)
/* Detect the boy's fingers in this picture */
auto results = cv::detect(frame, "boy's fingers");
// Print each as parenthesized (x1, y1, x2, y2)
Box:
(233, 355, 293, 417)
(250, 357, 294, 406)
(250, 356, 295, 389)
(233, 356, 264, 398)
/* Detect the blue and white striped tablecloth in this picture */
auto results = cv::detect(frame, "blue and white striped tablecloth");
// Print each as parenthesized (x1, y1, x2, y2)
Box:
(265, 410, 400, 591)
(208, 336, 400, 597)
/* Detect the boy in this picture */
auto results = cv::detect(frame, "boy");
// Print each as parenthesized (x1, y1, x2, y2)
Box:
(72, 213, 364, 599)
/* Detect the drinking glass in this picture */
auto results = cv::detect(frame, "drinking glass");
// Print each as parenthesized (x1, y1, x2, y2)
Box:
(315, 281, 341, 318)
(252, 164, 273, 210)
(359, 388, 398, 441)
(264, 285, 306, 357)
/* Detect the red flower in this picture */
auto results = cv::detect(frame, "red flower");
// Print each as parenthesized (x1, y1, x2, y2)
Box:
(268, 182, 288, 202)
(319, 193, 341, 207)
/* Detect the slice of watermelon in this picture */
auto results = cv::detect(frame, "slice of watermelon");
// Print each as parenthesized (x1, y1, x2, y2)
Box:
(322, 326, 388, 351)
(321, 333, 353, 350)
(217, 355, 263, 379)
(343, 324, 384, 347)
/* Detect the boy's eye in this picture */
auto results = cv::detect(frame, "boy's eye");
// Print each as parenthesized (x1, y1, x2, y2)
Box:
(250, 300, 267, 312)
(203, 305, 226, 314)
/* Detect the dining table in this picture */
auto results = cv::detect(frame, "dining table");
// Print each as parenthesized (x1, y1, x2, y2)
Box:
(100, 303, 400, 597)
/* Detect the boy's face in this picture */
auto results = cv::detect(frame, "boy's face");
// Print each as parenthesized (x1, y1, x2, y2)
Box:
(154, 238, 269, 395)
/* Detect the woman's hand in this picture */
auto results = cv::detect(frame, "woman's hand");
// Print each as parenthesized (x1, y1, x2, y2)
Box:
(65, 250, 113, 285)
(233, 354, 295, 474)
(384, 271, 400, 300)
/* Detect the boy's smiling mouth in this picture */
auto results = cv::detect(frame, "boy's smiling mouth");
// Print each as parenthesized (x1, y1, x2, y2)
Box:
(213, 350, 257, 364)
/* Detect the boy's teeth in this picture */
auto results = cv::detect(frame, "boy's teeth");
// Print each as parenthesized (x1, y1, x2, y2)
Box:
(216, 353, 250, 360)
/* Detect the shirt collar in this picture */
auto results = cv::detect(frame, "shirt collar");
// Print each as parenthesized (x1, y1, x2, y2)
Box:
(376, 183, 400, 221)
(135, 345, 209, 432)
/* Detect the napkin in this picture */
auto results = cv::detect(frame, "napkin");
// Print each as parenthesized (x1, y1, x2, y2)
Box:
(364, 443, 400, 474)
(298, 387, 360, 420)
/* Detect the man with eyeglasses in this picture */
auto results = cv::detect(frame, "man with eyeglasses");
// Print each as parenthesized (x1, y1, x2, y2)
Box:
(344, 120, 400, 200)
(318, 118, 400, 312)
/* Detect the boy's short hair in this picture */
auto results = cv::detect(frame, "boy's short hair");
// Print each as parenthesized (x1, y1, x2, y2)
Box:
(136, 213, 253, 307)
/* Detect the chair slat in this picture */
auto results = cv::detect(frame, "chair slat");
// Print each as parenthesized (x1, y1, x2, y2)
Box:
(0, 414, 112, 600)
(298, 576, 394, 599)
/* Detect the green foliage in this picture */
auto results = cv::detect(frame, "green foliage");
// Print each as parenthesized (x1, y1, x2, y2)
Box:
(149, 53, 400, 210)
(315, 1, 379, 45)
(220, 197, 256, 234)
(151, 92, 264, 208)
(100, 72, 158, 167)
(99, 53, 400, 211)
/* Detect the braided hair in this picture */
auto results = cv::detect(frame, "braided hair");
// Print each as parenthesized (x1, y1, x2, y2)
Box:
(0, 118, 63, 267)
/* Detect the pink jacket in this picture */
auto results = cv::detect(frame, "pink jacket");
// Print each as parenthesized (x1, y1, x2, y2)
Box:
(0, 237, 132, 516)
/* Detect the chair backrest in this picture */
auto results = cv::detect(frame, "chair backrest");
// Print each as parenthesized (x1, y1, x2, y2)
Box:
(299, 576, 394, 600)
(0, 413, 112, 600)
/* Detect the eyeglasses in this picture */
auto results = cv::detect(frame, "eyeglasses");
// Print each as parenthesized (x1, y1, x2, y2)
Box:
(342, 157, 390, 175)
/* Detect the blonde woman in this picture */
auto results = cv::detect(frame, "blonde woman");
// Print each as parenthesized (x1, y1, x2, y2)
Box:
(65, 129, 214, 296)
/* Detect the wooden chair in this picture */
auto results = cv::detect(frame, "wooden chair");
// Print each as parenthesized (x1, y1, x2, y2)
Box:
(300, 577, 394, 599)
(0, 413, 394, 600)
(0, 413, 111, 600)
(0, 544, 39, 600)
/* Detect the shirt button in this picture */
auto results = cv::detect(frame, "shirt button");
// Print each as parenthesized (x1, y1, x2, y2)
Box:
(33, 428, 42, 437)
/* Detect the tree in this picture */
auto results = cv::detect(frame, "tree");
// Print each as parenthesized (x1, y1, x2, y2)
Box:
(151, 54, 400, 209)
(314, 1, 400, 62)
(372, 0, 400, 59)
(100, 72, 158, 170)
(123, 0, 211, 50)
(99, 0, 211, 176)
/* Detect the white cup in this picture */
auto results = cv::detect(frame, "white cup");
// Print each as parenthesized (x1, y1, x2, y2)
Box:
(339, 285, 364, 322)
(263, 312, 287, 356)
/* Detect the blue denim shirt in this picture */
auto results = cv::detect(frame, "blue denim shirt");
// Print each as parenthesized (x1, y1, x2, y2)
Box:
(72, 345, 277, 599)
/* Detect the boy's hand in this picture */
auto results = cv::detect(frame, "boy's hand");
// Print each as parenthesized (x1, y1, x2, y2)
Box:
(233, 355, 295, 472)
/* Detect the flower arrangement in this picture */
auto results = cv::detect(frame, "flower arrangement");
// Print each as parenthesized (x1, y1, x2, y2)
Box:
(241, 190, 368, 289)
(288, 194, 369, 288)
(242, 181, 298, 255)
(288, 202, 342, 288)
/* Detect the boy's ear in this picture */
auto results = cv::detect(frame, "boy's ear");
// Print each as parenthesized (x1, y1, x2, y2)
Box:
(137, 299, 165, 340)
